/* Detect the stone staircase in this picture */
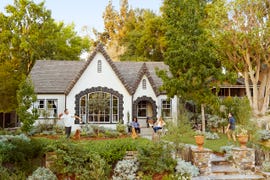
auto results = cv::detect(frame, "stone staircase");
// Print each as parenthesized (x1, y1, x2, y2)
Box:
(192, 154, 264, 180)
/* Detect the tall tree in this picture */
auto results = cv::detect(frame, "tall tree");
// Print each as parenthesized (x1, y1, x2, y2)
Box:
(0, 0, 91, 113)
(120, 9, 166, 62)
(208, 0, 270, 116)
(101, 0, 129, 60)
(159, 0, 224, 131)
(0, 0, 91, 74)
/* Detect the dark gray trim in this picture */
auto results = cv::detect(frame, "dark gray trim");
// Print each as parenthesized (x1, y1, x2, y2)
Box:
(75, 87, 124, 123)
(132, 96, 157, 118)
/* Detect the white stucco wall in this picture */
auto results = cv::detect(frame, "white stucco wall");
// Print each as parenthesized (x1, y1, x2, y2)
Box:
(67, 52, 132, 128)
(133, 75, 157, 101)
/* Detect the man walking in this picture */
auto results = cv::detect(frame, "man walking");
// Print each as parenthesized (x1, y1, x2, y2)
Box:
(59, 109, 81, 138)
(225, 112, 236, 142)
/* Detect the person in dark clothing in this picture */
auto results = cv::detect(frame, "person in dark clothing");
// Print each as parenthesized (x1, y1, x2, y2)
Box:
(225, 112, 236, 142)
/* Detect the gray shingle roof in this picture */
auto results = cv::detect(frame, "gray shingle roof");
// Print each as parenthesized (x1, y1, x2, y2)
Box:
(30, 60, 85, 94)
(30, 44, 168, 95)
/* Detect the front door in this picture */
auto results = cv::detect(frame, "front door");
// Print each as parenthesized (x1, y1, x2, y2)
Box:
(137, 100, 153, 118)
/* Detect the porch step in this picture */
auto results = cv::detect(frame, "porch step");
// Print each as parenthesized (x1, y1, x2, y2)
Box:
(192, 174, 264, 180)
(140, 127, 153, 136)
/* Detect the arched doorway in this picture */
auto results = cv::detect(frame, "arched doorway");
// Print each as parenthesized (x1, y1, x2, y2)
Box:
(132, 96, 157, 125)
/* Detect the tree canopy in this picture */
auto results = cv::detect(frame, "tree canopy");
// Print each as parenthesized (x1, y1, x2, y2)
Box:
(158, 0, 225, 131)
(0, 0, 91, 112)
(208, 0, 270, 116)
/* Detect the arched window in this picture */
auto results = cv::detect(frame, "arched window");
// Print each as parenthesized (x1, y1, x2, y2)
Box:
(142, 79, 147, 89)
(97, 60, 102, 73)
(75, 87, 123, 124)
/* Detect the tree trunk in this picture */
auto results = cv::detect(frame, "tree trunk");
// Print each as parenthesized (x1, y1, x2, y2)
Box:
(201, 104, 205, 132)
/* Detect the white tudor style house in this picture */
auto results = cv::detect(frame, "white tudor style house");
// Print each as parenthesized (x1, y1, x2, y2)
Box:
(30, 44, 178, 130)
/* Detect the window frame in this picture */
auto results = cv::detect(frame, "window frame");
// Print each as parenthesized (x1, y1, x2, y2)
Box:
(142, 79, 147, 90)
(161, 99, 172, 118)
(36, 99, 58, 119)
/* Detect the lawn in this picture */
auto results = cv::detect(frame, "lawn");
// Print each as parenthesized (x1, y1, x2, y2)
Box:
(164, 132, 232, 152)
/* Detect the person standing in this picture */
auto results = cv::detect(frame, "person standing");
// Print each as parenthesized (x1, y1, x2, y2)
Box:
(225, 112, 236, 142)
(59, 109, 81, 138)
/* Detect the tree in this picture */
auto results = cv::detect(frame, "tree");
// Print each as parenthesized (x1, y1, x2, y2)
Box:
(16, 77, 39, 133)
(120, 9, 166, 62)
(208, 0, 270, 116)
(158, 0, 224, 132)
(0, 0, 91, 113)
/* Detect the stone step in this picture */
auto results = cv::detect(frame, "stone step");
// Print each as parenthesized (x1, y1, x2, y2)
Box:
(211, 165, 239, 175)
(211, 156, 231, 166)
(192, 174, 265, 180)
(140, 127, 154, 135)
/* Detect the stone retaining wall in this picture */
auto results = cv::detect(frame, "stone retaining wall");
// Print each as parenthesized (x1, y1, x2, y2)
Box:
(232, 147, 255, 171)
(191, 148, 212, 175)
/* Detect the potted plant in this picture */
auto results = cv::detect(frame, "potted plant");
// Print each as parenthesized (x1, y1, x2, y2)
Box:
(194, 130, 205, 150)
(236, 126, 248, 148)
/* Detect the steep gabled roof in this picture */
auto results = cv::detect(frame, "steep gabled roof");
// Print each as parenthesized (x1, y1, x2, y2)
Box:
(30, 60, 85, 94)
(30, 44, 169, 95)
(65, 43, 133, 95)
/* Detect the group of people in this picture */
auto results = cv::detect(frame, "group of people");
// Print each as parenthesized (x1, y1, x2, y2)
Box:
(130, 116, 166, 134)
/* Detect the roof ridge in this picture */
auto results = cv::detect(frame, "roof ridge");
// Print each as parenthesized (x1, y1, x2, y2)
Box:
(64, 43, 133, 95)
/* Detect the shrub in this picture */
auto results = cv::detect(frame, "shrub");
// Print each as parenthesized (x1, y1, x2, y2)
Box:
(28, 167, 57, 180)
(137, 142, 176, 175)
(0, 166, 26, 180)
(257, 130, 270, 141)
(112, 159, 139, 180)
(262, 161, 270, 172)
(0, 134, 44, 174)
(116, 123, 127, 134)
(204, 132, 220, 140)
(51, 139, 109, 179)
(175, 158, 199, 177)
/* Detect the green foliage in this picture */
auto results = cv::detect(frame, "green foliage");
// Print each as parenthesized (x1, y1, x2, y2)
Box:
(159, 0, 224, 103)
(0, 166, 26, 180)
(175, 158, 199, 177)
(0, 0, 91, 113)
(0, 134, 44, 174)
(52, 140, 108, 179)
(262, 161, 270, 172)
(28, 167, 57, 180)
(257, 130, 270, 141)
(116, 123, 127, 134)
(219, 96, 252, 125)
(16, 78, 39, 133)
(137, 142, 176, 175)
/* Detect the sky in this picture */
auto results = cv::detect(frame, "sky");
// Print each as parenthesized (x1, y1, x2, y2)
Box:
(0, 0, 162, 36)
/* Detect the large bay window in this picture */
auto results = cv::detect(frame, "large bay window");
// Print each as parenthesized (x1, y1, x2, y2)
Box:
(78, 91, 120, 123)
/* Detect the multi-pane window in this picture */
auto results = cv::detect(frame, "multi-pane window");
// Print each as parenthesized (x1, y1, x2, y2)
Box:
(79, 92, 119, 123)
(142, 79, 147, 90)
(161, 99, 171, 118)
(79, 95, 87, 123)
(36, 99, 58, 118)
(97, 60, 102, 73)
(138, 101, 147, 117)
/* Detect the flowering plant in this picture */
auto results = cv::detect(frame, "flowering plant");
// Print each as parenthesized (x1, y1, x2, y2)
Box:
(236, 125, 248, 136)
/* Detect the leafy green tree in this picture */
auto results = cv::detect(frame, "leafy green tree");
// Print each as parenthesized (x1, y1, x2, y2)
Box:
(16, 77, 39, 133)
(208, 0, 270, 116)
(120, 9, 166, 62)
(0, 0, 91, 114)
(158, 0, 224, 132)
